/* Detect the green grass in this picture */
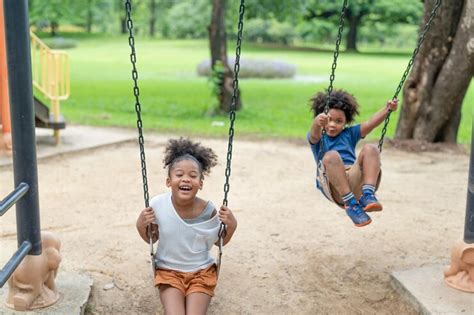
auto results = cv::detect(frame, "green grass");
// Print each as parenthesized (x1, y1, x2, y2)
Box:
(57, 36, 472, 143)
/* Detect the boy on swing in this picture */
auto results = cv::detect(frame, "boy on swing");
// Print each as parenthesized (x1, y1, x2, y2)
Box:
(308, 89, 398, 227)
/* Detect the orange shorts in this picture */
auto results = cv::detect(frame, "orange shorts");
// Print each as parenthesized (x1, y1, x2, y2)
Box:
(154, 264, 217, 297)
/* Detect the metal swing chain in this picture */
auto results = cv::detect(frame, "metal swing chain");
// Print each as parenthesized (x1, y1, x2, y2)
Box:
(317, 0, 348, 165)
(124, 0, 154, 264)
(378, 0, 442, 152)
(217, 0, 245, 276)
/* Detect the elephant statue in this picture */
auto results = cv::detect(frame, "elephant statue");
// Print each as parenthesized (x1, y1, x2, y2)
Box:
(5, 231, 62, 311)
(444, 238, 474, 293)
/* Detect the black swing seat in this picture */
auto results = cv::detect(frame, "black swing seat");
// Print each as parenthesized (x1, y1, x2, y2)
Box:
(34, 96, 66, 130)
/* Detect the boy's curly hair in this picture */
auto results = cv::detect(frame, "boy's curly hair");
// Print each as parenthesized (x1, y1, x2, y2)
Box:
(310, 89, 360, 124)
(163, 138, 218, 178)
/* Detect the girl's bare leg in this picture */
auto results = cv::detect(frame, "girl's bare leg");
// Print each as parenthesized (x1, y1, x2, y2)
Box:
(159, 285, 186, 315)
(185, 292, 212, 315)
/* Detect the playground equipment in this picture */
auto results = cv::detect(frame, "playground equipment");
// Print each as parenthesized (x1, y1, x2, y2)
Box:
(0, 0, 62, 310)
(125, 0, 245, 278)
(5, 231, 61, 310)
(444, 126, 474, 293)
(0, 0, 10, 154)
(30, 30, 70, 144)
(0, 3, 69, 147)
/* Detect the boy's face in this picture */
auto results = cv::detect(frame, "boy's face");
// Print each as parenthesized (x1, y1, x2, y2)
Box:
(166, 159, 203, 202)
(326, 108, 347, 137)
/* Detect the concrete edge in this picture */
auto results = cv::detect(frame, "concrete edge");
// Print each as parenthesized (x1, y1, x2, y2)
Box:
(390, 272, 428, 315)
(0, 138, 136, 169)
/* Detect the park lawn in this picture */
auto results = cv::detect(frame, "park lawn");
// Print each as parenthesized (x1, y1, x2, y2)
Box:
(59, 37, 472, 143)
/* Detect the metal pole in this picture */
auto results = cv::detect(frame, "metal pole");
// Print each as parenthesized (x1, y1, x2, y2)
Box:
(464, 124, 474, 243)
(3, 0, 42, 254)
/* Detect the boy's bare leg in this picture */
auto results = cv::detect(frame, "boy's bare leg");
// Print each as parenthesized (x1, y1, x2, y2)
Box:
(185, 292, 211, 315)
(357, 144, 382, 211)
(358, 144, 381, 185)
(323, 150, 351, 196)
(159, 285, 185, 315)
(324, 150, 371, 226)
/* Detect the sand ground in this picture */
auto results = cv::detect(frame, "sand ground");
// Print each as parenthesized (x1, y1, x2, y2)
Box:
(0, 132, 470, 314)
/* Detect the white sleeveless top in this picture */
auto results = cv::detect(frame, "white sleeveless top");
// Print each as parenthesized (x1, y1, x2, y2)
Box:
(151, 192, 220, 272)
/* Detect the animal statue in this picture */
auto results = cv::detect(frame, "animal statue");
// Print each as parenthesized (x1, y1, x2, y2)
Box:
(5, 231, 62, 311)
(444, 238, 474, 293)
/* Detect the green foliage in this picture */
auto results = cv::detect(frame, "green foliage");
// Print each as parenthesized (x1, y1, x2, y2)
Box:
(28, 0, 424, 50)
(245, 0, 423, 48)
(209, 60, 225, 103)
(164, 0, 211, 39)
(245, 18, 297, 44)
(29, 0, 75, 32)
(295, 19, 334, 43)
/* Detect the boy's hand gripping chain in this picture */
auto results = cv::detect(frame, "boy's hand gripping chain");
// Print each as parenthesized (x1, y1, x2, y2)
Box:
(317, 0, 347, 174)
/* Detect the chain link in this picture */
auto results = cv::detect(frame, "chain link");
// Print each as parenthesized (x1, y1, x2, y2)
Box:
(125, 0, 154, 265)
(217, 0, 245, 276)
(378, 0, 442, 152)
(317, 0, 348, 166)
(325, 0, 348, 115)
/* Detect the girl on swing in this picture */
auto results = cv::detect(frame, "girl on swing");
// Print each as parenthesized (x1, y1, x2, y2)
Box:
(308, 89, 398, 227)
(136, 138, 237, 314)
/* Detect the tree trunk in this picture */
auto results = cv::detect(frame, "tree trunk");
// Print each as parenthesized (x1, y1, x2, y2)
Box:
(121, 17, 127, 34)
(51, 21, 58, 36)
(395, 0, 473, 143)
(345, 11, 359, 51)
(208, 0, 242, 113)
(86, 0, 93, 33)
(149, 0, 156, 37)
(119, 0, 127, 34)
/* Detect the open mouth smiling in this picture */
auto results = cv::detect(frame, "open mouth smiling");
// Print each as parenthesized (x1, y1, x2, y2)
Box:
(179, 185, 192, 191)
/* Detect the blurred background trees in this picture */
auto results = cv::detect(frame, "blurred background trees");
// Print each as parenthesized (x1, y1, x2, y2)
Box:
(28, 0, 424, 52)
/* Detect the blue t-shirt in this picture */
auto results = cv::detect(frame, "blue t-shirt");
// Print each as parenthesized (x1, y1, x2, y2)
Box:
(308, 124, 362, 166)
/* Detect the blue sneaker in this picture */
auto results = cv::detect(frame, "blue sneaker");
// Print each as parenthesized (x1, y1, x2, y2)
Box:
(345, 199, 372, 227)
(359, 193, 383, 212)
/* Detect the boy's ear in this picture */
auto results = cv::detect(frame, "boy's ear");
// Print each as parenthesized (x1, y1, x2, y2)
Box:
(166, 177, 171, 187)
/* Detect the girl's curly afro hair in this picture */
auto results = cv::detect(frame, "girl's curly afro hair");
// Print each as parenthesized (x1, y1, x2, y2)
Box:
(310, 89, 360, 124)
(163, 138, 218, 178)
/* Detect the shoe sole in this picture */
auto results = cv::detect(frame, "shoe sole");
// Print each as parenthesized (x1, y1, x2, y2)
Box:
(364, 203, 383, 212)
(355, 218, 372, 227)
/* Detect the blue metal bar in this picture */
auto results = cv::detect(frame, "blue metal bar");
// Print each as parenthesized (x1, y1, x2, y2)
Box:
(464, 125, 474, 243)
(3, 0, 42, 254)
(0, 182, 29, 216)
(0, 241, 32, 288)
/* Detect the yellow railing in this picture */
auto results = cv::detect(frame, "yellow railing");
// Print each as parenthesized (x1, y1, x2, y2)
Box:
(30, 31, 70, 143)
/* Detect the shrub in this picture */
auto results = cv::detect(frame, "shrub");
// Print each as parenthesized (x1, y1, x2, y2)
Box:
(42, 37, 77, 49)
(197, 58, 296, 79)
(165, 0, 211, 39)
(244, 18, 298, 45)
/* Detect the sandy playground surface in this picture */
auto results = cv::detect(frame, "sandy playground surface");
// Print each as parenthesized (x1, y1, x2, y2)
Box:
(0, 130, 470, 314)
